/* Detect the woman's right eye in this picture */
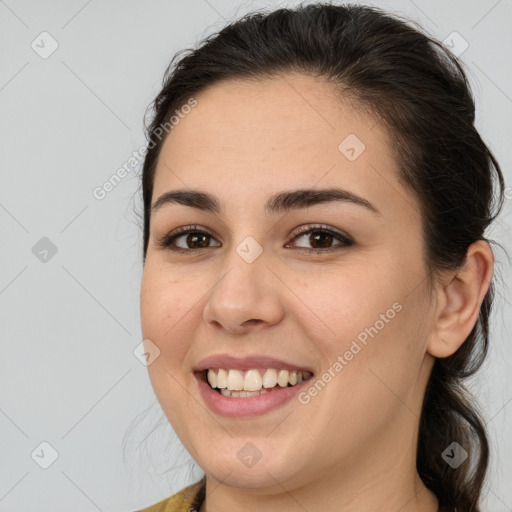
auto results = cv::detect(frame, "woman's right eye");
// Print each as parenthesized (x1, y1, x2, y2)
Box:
(157, 226, 221, 254)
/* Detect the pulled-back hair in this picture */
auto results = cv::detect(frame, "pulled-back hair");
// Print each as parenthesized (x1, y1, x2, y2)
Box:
(139, 3, 505, 510)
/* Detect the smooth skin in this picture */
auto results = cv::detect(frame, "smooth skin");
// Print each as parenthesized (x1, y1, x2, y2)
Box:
(140, 72, 494, 512)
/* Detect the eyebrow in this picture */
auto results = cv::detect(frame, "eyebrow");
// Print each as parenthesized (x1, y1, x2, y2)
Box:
(151, 188, 380, 216)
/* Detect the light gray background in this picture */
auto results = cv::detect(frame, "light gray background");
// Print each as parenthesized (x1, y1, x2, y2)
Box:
(1, 0, 511, 511)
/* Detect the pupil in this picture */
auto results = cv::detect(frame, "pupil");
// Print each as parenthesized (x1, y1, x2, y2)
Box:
(311, 232, 332, 248)
(188, 233, 209, 248)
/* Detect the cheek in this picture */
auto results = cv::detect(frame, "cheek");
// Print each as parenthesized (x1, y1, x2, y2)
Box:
(140, 263, 195, 336)
(140, 266, 199, 374)
(296, 259, 423, 400)
(324, 285, 430, 431)
(293, 259, 403, 349)
(139, 268, 200, 423)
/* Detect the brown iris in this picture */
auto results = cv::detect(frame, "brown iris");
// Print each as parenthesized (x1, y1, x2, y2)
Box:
(308, 231, 334, 249)
(186, 233, 210, 249)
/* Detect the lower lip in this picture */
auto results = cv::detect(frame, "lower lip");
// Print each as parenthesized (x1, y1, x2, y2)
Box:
(195, 372, 312, 417)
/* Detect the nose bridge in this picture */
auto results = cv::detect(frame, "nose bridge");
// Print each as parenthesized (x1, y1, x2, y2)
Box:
(214, 234, 267, 301)
(203, 234, 283, 331)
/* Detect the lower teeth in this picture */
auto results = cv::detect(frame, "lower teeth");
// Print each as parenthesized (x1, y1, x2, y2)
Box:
(214, 384, 294, 397)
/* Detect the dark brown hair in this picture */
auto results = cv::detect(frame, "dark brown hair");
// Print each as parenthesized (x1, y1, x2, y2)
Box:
(137, 3, 505, 509)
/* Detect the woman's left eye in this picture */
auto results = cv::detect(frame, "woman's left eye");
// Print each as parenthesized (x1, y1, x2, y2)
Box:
(286, 225, 354, 253)
(157, 224, 353, 255)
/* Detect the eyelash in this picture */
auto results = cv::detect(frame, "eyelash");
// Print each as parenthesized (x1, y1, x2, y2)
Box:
(156, 224, 354, 256)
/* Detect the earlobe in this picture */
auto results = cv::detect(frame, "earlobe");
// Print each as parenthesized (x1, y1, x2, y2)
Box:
(427, 240, 494, 359)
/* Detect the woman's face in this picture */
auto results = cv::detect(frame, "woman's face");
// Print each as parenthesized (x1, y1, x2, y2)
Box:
(140, 73, 437, 492)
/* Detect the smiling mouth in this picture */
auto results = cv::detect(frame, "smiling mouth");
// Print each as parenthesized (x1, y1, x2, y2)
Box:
(200, 368, 314, 398)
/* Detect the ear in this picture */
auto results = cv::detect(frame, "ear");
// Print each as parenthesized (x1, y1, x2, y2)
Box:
(427, 240, 494, 358)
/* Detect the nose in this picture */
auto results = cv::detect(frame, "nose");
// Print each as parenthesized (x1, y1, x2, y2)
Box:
(202, 247, 284, 335)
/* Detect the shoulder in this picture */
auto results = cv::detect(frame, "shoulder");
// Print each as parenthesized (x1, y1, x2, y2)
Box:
(135, 477, 206, 512)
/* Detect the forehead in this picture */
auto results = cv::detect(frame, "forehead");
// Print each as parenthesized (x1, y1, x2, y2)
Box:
(161, 73, 371, 158)
(152, 73, 417, 222)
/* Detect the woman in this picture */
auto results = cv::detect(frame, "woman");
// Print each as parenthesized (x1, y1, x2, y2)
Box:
(135, 3, 505, 511)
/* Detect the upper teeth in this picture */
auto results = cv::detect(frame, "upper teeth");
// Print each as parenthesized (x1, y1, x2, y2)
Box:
(206, 368, 312, 391)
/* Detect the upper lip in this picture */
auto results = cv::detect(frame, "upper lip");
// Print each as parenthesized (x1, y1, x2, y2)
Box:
(194, 354, 314, 374)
